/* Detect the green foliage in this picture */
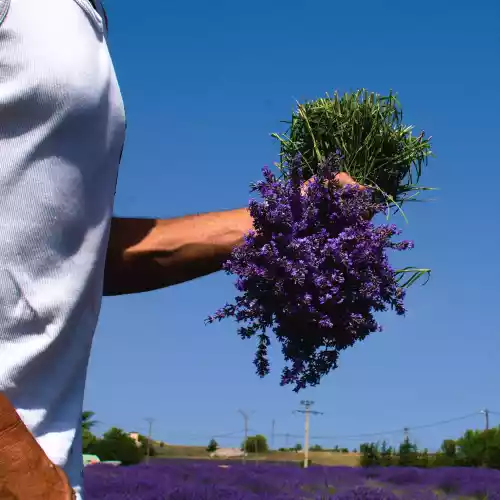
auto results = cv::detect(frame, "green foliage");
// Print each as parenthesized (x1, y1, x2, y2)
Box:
(360, 443, 380, 467)
(87, 427, 144, 466)
(272, 89, 434, 290)
(441, 439, 457, 457)
(82, 428, 97, 454)
(398, 437, 418, 467)
(206, 439, 218, 453)
(294, 443, 303, 452)
(159, 441, 165, 448)
(379, 441, 395, 467)
(456, 428, 500, 468)
(82, 411, 98, 454)
(360, 426, 500, 470)
(310, 444, 323, 451)
(82, 411, 97, 432)
(273, 89, 433, 206)
(243, 435, 269, 454)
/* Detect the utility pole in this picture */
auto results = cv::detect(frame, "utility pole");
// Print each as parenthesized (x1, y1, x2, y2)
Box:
(294, 400, 323, 469)
(271, 419, 275, 451)
(238, 409, 251, 464)
(481, 409, 490, 431)
(145, 418, 154, 465)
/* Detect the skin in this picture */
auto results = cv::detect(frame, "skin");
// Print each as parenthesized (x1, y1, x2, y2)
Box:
(0, 171, 361, 498)
(104, 172, 361, 295)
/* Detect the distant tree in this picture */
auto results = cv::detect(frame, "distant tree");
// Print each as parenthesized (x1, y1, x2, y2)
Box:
(398, 437, 418, 467)
(243, 435, 269, 454)
(310, 444, 323, 451)
(340, 448, 349, 453)
(441, 439, 457, 458)
(82, 411, 98, 454)
(206, 439, 218, 453)
(360, 442, 380, 467)
(294, 443, 303, 452)
(352, 448, 358, 454)
(159, 441, 165, 448)
(417, 448, 430, 468)
(82, 411, 97, 432)
(90, 427, 143, 465)
(379, 441, 394, 467)
(83, 428, 97, 454)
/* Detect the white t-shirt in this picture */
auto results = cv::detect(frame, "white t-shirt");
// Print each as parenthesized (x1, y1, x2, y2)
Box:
(0, 0, 125, 496)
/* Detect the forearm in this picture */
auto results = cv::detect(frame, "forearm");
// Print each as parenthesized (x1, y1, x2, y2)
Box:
(103, 209, 254, 296)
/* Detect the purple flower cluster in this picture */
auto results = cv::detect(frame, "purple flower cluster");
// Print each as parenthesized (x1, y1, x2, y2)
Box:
(207, 155, 413, 391)
(84, 461, 500, 499)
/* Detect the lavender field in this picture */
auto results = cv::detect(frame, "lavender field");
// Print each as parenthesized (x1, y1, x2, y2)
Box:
(84, 460, 500, 499)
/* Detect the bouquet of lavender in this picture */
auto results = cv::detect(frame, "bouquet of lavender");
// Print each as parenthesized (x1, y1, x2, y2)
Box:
(207, 90, 433, 391)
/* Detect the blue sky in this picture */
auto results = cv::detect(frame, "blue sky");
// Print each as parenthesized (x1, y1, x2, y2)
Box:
(84, 0, 500, 452)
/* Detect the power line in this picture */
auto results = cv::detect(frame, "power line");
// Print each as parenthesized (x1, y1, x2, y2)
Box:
(286, 412, 481, 442)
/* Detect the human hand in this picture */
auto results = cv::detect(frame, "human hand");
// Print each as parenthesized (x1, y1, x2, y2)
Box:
(301, 171, 365, 195)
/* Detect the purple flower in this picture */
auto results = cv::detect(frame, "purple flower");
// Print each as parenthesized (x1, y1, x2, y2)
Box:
(207, 154, 413, 391)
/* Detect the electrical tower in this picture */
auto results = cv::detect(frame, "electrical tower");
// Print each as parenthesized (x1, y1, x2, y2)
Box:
(403, 427, 410, 442)
(294, 400, 323, 468)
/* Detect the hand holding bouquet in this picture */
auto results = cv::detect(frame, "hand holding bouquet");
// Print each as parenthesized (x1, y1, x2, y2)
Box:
(208, 90, 433, 391)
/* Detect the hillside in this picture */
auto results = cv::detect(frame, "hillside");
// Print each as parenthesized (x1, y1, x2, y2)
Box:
(152, 443, 360, 467)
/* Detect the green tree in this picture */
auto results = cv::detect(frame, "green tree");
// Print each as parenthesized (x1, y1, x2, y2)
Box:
(456, 429, 487, 467)
(398, 437, 418, 467)
(360, 442, 380, 467)
(294, 443, 303, 452)
(243, 435, 268, 454)
(310, 444, 323, 451)
(82, 411, 98, 454)
(206, 439, 218, 453)
(441, 439, 457, 458)
(82, 411, 97, 432)
(456, 427, 500, 469)
(89, 427, 143, 465)
(380, 441, 394, 467)
(83, 428, 97, 454)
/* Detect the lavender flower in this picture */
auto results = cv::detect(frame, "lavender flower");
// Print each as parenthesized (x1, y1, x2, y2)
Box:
(207, 154, 413, 392)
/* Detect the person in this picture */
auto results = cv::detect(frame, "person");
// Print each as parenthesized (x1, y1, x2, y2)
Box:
(0, 0, 361, 498)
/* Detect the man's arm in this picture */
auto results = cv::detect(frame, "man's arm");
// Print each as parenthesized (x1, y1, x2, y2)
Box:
(103, 209, 254, 296)
(103, 173, 360, 296)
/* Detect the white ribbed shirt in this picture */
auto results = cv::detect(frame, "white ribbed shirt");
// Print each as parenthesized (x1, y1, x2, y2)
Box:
(0, 0, 125, 496)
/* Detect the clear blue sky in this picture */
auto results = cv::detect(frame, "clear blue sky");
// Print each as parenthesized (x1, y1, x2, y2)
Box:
(84, 0, 500, 452)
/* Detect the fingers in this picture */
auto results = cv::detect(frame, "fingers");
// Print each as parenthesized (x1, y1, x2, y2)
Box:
(334, 172, 365, 190)
(300, 172, 364, 196)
